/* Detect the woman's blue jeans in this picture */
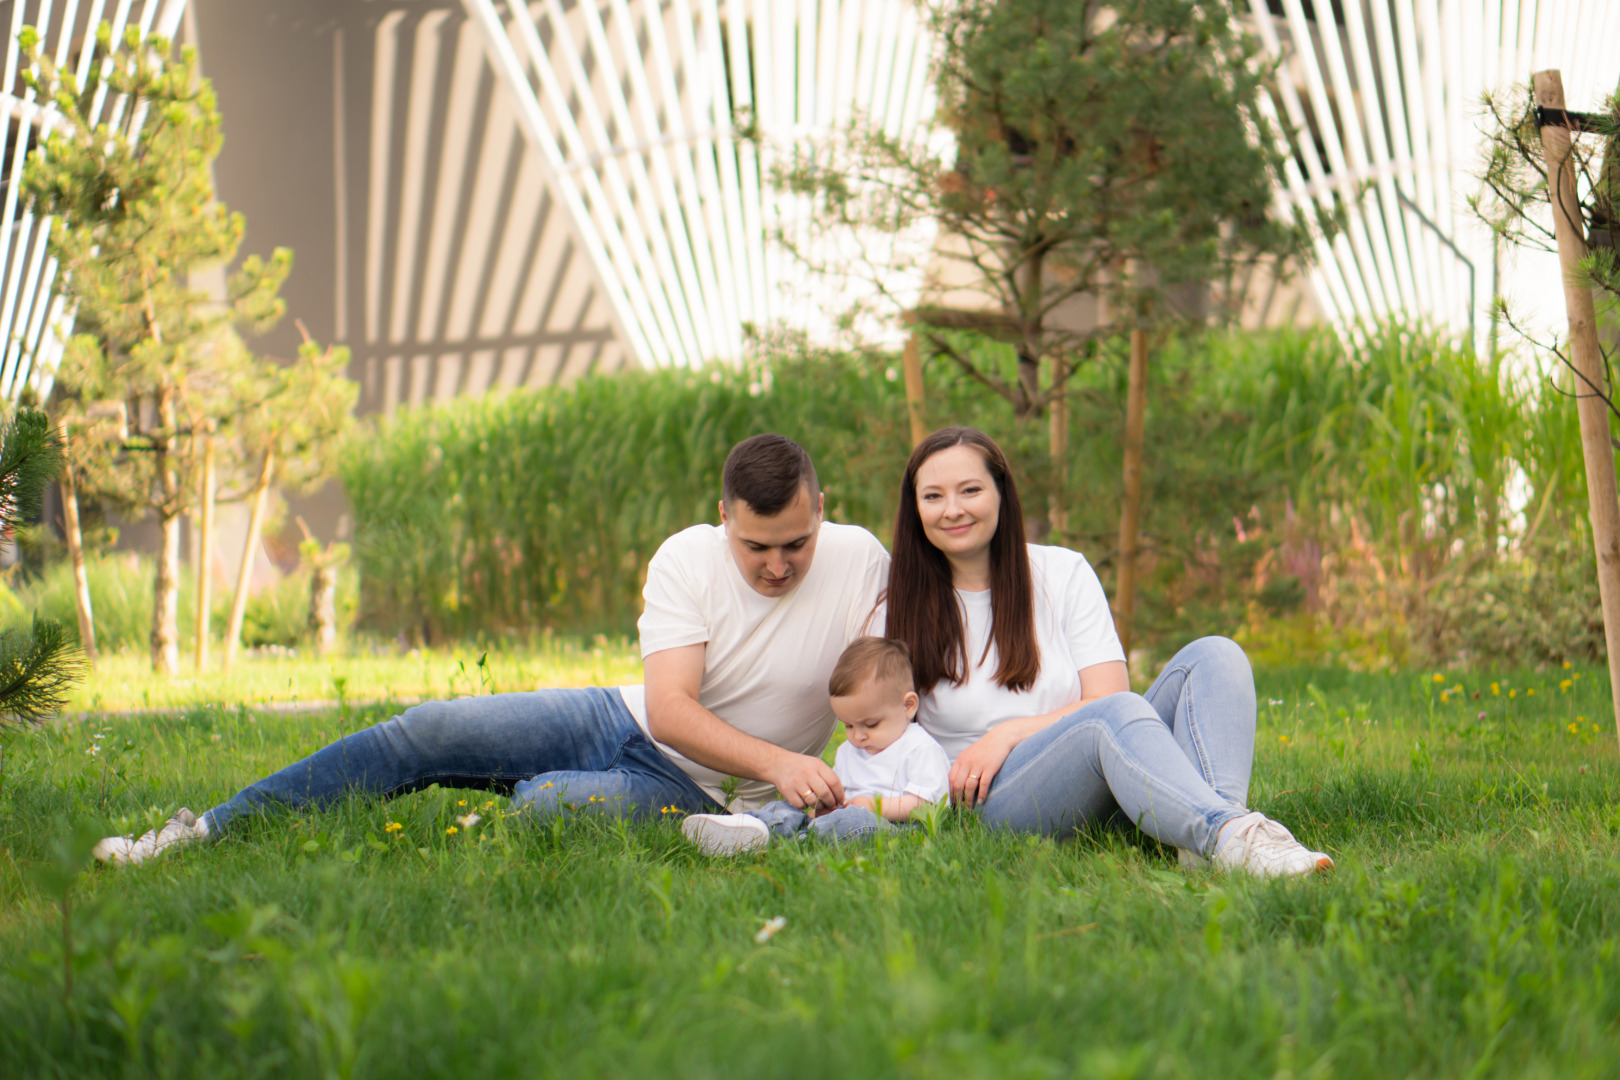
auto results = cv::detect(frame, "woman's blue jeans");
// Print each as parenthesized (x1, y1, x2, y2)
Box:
(202, 687, 721, 833)
(979, 636, 1256, 857)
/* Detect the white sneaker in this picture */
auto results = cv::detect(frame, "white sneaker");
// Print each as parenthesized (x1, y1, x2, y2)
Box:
(93, 808, 209, 866)
(1211, 812, 1333, 879)
(682, 813, 770, 856)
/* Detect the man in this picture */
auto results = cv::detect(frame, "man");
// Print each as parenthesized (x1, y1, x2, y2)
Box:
(95, 434, 889, 863)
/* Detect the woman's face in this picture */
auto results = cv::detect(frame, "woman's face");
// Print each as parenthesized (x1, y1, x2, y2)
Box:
(914, 444, 1001, 566)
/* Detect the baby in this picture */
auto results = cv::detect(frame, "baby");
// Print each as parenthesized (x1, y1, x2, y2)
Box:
(682, 636, 951, 856)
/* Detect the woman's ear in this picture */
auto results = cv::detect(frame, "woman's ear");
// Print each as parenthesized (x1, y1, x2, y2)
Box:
(903, 690, 920, 719)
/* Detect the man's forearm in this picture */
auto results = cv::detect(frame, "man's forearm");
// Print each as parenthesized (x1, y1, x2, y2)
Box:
(646, 692, 790, 782)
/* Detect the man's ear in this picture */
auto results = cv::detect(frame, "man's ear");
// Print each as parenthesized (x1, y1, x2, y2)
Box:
(718, 499, 728, 525)
(817, 491, 826, 518)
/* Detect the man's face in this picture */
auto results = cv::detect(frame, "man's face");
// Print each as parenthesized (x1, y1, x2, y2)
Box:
(720, 486, 823, 597)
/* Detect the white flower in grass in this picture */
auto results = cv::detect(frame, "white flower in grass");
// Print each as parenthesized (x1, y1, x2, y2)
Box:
(754, 916, 787, 944)
(456, 813, 482, 829)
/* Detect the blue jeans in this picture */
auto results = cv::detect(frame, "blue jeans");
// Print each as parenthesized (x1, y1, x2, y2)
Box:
(203, 687, 721, 833)
(979, 636, 1256, 856)
(747, 800, 894, 843)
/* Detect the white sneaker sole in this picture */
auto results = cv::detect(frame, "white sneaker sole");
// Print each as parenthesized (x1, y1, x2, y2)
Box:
(682, 815, 769, 856)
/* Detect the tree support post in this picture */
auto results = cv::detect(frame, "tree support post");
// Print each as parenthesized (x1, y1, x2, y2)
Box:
(193, 433, 215, 670)
(901, 330, 928, 447)
(223, 448, 275, 672)
(1113, 325, 1149, 661)
(1535, 69, 1620, 749)
(57, 422, 96, 666)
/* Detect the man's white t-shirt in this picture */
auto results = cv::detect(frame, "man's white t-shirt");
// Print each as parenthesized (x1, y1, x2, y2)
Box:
(916, 544, 1126, 761)
(617, 521, 889, 809)
(833, 722, 950, 804)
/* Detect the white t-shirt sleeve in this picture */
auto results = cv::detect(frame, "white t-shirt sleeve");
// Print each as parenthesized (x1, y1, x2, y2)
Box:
(901, 735, 951, 802)
(1055, 549, 1127, 670)
(637, 533, 711, 657)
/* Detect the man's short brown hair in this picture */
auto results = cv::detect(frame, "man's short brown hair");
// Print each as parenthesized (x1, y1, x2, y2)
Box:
(828, 636, 915, 698)
(722, 434, 819, 516)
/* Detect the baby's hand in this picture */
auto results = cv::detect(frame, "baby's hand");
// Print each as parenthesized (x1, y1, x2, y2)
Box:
(846, 796, 877, 813)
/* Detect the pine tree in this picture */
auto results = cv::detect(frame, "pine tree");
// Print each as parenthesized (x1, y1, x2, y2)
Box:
(0, 408, 81, 724)
(21, 25, 350, 672)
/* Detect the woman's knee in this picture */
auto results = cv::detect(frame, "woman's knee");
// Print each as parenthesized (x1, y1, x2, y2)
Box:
(1183, 635, 1252, 673)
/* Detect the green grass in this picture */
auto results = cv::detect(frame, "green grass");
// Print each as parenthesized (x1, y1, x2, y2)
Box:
(2, 661, 1618, 1078)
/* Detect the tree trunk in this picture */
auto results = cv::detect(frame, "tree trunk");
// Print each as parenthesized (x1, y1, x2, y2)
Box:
(1048, 351, 1069, 539)
(193, 434, 215, 670)
(1113, 326, 1149, 660)
(223, 448, 275, 671)
(57, 424, 96, 666)
(150, 510, 181, 673)
(1536, 69, 1620, 749)
(309, 562, 337, 655)
(901, 331, 928, 447)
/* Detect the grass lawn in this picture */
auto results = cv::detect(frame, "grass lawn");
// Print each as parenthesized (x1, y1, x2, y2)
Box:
(2, 656, 1618, 1078)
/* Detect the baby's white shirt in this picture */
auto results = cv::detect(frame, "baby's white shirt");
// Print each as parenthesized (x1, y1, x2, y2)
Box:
(833, 722, 951, 804)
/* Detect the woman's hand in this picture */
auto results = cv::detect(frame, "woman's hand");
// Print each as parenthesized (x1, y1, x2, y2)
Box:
(950, 729, 1015, 809)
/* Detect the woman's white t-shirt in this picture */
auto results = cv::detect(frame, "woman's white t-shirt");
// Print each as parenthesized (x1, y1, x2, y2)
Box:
(915, 544, 1126, 761)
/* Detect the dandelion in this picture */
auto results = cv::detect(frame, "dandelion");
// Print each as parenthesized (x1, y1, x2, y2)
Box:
(1432, 673, 1445, 683)
(1526, 688, 1535, 696)
(481, 800, 495, 810)
(1490, 683, 1500, 696)
(754, 916, 787, 944)
(456, 800, 467, 807)
(384, 821, 403, 834)
(1568, 722, 1580, 734)
(1509, 689, 1517, 699)
(445, 826, 459, 836)
(1561, 680, 1573, 692)
(1564, 660, 1573, 669)
(1278, 735, 1291, 744)
(1440, 692, 1449, 704)
(456, 813, 481, 828)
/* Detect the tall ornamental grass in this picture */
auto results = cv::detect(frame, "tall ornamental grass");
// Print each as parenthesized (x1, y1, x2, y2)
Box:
(343, 324, 1590, 665)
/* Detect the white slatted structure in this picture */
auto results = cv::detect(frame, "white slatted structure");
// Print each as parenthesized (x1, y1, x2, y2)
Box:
(0, 0, 188, 401)
(1247, 0, 1619, 347)
(460, 0, 938, 368)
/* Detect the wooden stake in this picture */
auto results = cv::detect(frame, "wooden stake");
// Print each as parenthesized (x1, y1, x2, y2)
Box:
(1113, 326, 1149, 659)
(193, 433, 215, 671)
(901, 331, 928, 447)
(1535, 69, 1620, 749)
(57, 422, 96, 666)
(223, 448, 275, 672)
(1048, 351, 1070, 539)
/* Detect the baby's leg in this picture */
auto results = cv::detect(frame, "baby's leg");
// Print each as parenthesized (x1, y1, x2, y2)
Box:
(807, 805, 892, 844)
(746, 800, 812, 839)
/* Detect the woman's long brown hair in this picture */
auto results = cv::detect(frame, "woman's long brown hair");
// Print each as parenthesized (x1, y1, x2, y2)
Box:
(884, 427, 1040, 693)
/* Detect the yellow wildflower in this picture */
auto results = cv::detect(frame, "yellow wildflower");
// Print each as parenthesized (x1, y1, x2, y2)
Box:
(1526, 688, 1535, 696)
(1432, 673, 1445, 683)
(1440, 692, 1449, 704)
(1563, 660, 1573, 669)
(384, 821, 403, 834)
(1279, 735, 1291, 744)
(1509, 689, 1517, 699)
(1560, 680, 1572, 692)
(457, 799, 467, 807)
(1568, 722, 1580, 734)
(1490, 683, 1500, 696)
(445, 826, 459, 835)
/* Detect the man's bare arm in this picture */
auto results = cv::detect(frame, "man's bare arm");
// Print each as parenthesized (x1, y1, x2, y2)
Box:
(643, 644, 844, 810)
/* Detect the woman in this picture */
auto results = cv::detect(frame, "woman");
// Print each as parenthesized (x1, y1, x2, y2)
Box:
(882, 427, 1331, 877)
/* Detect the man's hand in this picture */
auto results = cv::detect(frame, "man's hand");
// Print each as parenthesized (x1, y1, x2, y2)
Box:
(950, 728, 1015, 809)
(766, 752, 844, 812)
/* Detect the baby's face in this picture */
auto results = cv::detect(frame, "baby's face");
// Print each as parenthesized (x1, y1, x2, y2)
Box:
(830, 673, 918, 753)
